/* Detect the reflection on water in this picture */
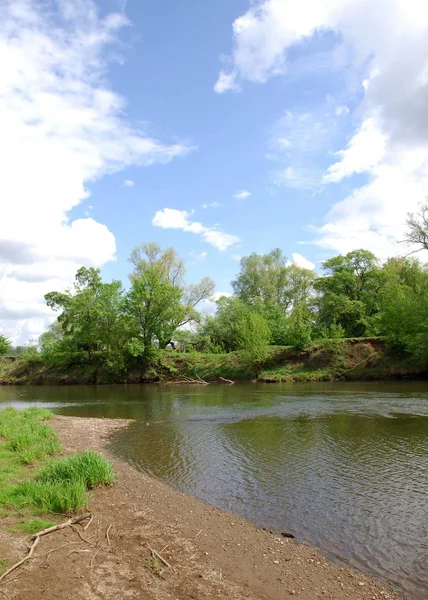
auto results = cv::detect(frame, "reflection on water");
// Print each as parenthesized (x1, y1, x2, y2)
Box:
(1, 381, 428, 597)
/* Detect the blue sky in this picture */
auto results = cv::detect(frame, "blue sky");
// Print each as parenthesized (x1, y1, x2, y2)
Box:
(1, 0, 428, 342)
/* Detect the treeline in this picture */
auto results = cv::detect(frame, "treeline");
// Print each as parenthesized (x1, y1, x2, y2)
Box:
(1, 205, 428, 374)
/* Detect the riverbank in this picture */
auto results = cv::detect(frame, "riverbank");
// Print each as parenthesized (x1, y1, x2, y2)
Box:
(1, 339, 427, 385)
(0, 415, 404, 600)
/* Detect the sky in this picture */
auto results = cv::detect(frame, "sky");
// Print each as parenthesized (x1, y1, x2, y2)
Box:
(1, 0, 428, 344)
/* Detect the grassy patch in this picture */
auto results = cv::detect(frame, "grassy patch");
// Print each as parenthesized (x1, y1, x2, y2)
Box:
(0, 406, 60, 465)
(37, 450, 115, 489)
(9, 518, 56, 534)
(11, 480, 88, 514)
(0, 407, 114, 516)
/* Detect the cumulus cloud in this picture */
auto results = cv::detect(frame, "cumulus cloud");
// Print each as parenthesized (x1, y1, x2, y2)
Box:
(152, 209, 240, 251)
(123, 179, 135, 187)
(220, 0, 428, 257)
(292, 253, 315, 271)
(0, 0, 192, 343)
(233, 190, 251, 200)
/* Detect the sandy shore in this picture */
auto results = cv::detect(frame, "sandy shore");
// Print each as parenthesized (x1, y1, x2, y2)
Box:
(0, 416, 403, 600)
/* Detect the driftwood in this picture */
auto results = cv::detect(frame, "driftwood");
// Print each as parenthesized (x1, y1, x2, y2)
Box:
(219, 377, 235, 385)
(166, 375, 209, 385)
(0, 513, 92, 583)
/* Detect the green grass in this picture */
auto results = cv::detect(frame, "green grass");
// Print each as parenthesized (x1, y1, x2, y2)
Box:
(37, 450, 115, 489)
(8, 518, 56, 534)
(0, 557, 7, 575)
(10, 480, 88, 514)
(0, 407, 60, 465)
(0, 407, 115, 516)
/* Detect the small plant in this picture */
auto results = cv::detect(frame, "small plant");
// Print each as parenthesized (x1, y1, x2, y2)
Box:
(147, 556, 161, 571)
(0, 557, 7, 575)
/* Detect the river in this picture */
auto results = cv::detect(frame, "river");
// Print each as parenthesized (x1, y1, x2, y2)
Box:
(0, 381, 427, 598)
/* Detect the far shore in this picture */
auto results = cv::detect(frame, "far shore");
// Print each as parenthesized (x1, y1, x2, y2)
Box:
(0, 414, 404, 600)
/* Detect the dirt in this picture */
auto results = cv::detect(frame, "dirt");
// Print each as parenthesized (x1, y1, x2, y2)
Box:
(0, 416, 404, 600)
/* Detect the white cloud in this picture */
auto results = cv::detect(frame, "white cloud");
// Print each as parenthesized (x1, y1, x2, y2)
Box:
(199, 292, 232, 315)
(230, 254, 242, 262)
(270, 110, 335, 190)
(202, 202, 222, 209)
(335, 105, 350, 117)
(0, 0, 193, 344)
(123, 179, 135, 187)
(220, 0, 428, 257)
(233, 190, 251, 200)
(324, 118, 387, 183)
(214, 70, 240, 94)
(152, 209, 240, 251)
(292, 253, 315, 271)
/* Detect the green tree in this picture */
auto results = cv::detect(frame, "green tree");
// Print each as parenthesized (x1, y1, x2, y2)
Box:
(378, 257, 428, 358)
(232, 249, 315, 311)
(237, 310, 271, 368)
(44, 267, 128, 369)
(314, 250, 382, 337)
(232, 250, 316, 343)
(0, 334, 11, 356)
(127, 243, 214, 357)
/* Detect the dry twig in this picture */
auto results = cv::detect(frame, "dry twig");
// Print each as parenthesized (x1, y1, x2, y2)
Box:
(148, 545, 172, 569)
(0, 513, 92, 583)
(106, 524, 112, 547)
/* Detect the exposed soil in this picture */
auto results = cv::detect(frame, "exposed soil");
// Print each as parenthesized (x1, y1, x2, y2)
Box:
(0, 416, 404, 600)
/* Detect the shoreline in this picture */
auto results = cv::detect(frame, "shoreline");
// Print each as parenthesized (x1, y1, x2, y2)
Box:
(0, 415, 405, 600)
(1, 340, 427, 386)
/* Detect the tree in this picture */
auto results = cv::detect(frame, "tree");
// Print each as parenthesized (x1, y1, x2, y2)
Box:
(237, 310, 271, 367)
(314, 250, 382, 337)
(231, 249, 316, 343)
(378, 257, 428, 357)
(232, 249, 315, 312)
(127, 243, 214, 356)
(0, 334, 11, 356)
(404, 202, 428, 254)
(44, 267, 128, 369)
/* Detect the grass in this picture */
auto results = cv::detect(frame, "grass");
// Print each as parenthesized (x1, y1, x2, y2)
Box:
(37, 450, 115, 489)
(10, 480, 88, 514)
(0, 557, 7, 575)
(0, 407, 115, 516)
(8, 518, 56, 534)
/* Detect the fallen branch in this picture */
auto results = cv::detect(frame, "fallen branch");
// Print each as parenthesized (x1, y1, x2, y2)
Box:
(0, 513, 92, 583)
(34, 514, 92, 539)
(219, 377, 235, 385)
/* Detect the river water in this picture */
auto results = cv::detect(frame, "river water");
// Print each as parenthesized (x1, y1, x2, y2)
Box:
(0, 381, 427, 598)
